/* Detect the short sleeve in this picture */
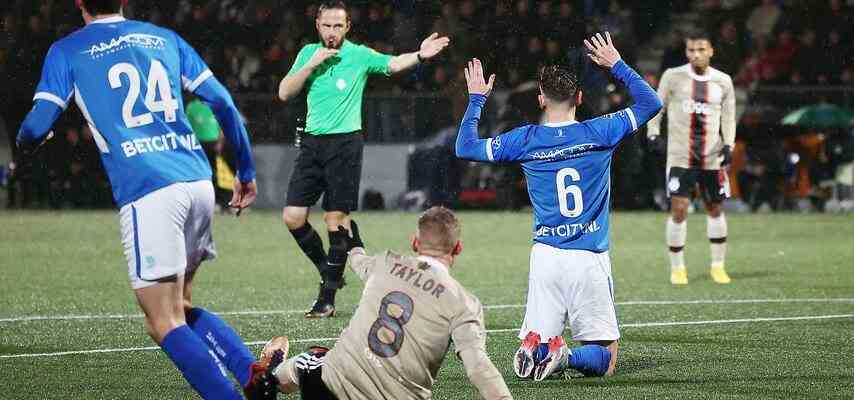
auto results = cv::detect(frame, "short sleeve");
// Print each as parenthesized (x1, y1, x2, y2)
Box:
(286, 45, 315, 77)
(450, 293, 487, 355)
(489, 126, 531, 162)
(362, 46, 392, 76)
(33, 44, 74, 110)
(586, 108, 640, 147)
(177, 34, 213, 92)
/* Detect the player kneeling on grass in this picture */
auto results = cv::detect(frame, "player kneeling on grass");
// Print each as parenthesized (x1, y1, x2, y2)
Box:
(455, 33, 663, 380)
(248, 207, 512, 400)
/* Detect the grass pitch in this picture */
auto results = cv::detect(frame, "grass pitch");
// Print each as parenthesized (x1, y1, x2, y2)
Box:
(1, 210, 853, 399)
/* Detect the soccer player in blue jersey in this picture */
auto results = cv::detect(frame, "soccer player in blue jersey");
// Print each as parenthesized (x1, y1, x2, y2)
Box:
(456, 33, 662, 381)
(16, 1, 268, 398)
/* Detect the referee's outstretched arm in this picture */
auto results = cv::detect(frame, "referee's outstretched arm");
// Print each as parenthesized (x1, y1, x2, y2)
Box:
(387, 33, 450, 74)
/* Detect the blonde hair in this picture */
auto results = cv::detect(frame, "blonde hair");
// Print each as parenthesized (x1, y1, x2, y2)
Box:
(417, 206, 460, 254)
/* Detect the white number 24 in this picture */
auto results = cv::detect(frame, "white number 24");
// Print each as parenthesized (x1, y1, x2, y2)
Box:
(556, 168, 583, 218)
(108, 60, 178, 128)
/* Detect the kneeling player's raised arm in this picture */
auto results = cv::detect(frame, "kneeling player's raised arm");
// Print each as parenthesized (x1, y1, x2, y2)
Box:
(456, 58, 528, 163)
(585, 32, 663, 146)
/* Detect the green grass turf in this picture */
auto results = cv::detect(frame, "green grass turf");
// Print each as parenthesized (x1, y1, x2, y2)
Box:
(1, 210, 853, 399)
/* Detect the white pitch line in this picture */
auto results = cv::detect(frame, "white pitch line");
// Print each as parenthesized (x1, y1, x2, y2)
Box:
(2, 298, 853, 323)
(1, 313, 852, 359)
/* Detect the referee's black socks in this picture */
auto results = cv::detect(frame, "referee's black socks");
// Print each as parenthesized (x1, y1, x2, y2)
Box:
(323, 230, 349, 290)
(289, 223, 327, 275)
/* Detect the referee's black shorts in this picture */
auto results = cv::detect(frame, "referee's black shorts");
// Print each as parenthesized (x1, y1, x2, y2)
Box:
(286, 131, 363, 213)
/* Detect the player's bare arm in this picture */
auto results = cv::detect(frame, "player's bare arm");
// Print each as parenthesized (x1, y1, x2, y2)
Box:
(277, 48, 340, 101)
(387, 33, 450, 74)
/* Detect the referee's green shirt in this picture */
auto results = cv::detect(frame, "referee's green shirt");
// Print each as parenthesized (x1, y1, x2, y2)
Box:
(287, 40, 392, 135)
(186, 99, 220, 143)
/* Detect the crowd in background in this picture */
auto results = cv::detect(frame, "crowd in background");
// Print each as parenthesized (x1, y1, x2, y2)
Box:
(1, 0, 852, 211)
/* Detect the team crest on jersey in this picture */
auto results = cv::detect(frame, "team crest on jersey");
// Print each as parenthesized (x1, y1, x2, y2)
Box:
(336, 78, 347, 90)
(668, 176, 681, 192)
(491, 136, 501, 150)
(82, 34, 167, 58)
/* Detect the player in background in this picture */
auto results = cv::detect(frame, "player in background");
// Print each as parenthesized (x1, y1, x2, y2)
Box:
(16, 1, 267, 398)
(249, 207, 512, 400)
(646, 32, 736, 285)
(455, 33, 662, 380)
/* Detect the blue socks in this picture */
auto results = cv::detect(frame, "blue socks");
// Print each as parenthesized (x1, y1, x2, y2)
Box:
(569, 344, 612, 377)
(186, 307, 256, 387)
(161, 325, 242, 400)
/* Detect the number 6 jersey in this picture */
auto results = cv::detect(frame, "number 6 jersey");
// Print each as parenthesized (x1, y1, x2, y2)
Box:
(30, 16, 252, 206)
(455, 61, 663, 253)
(320, 250, 510, 400)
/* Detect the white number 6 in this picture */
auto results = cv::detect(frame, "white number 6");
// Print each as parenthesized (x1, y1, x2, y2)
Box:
(556, 168, 583, 218)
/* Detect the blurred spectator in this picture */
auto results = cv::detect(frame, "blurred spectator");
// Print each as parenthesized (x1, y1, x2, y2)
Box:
(818, 31, 846, 84)
(745, 0, 781, 40)
(660, 31, 687, 72)
(713, 19, 744, 74)
(817, 0, 852, 38)
(792, 30, 821, 83)
(763, 29, 799, 76)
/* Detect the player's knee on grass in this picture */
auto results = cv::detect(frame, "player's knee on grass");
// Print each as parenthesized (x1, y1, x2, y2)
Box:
(282, 207, 309, 230)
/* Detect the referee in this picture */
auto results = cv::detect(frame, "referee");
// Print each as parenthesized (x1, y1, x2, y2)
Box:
(278, 1, 450, 318)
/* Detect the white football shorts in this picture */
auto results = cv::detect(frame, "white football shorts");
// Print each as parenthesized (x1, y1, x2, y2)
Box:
(518, 242, 620, 342)
(118, 180, 217, 290)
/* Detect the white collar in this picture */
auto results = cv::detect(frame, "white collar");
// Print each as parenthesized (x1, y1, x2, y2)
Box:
(682, 64, 713, 82)
(544, 120, 578, 127)
(417, 255, 449, 273)
(91, 15, 126, 24)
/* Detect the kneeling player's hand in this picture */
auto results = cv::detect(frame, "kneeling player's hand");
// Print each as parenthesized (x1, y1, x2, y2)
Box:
(584, 32, 622, 69)
(338, 221, 365, 251)
(464, 58, 496, 97)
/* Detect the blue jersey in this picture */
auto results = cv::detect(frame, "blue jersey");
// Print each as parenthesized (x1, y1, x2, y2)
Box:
(20, 16, 255, 206)
(456, 61, 662, 252)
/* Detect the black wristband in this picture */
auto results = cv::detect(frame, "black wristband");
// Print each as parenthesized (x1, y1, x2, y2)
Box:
(417, 52, 424, 63)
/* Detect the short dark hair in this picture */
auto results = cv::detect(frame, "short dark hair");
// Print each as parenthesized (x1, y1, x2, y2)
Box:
(685, 31, 713, 44)
(417, 206, 460, 254)
(317, 1, 349, 20)
(80, 0, 124, 15)
(538, 64, 579, 104)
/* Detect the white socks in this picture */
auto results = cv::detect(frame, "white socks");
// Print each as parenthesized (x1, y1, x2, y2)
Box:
(666, 218, 687, 270)
(707, 214, 728, 267)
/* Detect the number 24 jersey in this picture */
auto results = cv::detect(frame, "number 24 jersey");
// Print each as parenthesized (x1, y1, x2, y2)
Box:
(34, 16, 213, 206)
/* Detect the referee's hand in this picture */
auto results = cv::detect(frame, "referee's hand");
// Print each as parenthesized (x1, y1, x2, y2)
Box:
(229, 179, 257, 216)
(307, 48, 339, 69)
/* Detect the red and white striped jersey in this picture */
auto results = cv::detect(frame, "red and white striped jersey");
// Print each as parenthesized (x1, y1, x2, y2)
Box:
(648, 64, 736, 170)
